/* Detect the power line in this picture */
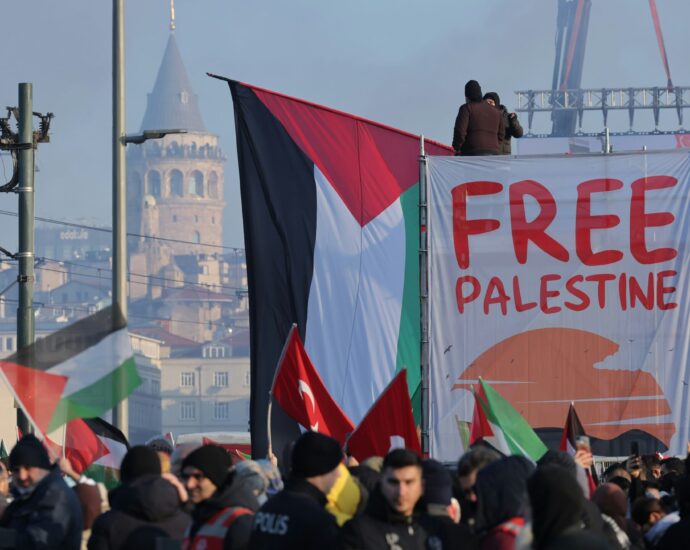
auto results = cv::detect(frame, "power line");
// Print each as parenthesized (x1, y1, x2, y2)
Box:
(0, 209, 245, 253)
(0, 298, 241, 330)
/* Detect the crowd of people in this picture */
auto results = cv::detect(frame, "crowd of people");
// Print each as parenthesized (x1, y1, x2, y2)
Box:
(452, 79, 524, 156)
(0, 430, 688, 549)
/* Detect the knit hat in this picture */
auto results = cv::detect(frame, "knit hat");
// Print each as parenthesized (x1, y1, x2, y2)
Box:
(422, 459, 453, 505)
(120, 445, 161, 483)
(9, 434, 51, 470)
(465, 80, 483, 102)
(182, 445, 232, 488)
(146, 436, 174, 456)
(483, 92, 500, 106)
(291, 432, 342, 478)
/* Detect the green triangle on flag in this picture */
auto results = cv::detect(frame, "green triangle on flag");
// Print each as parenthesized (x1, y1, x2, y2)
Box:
(0, 439, 7, 460)
(478, 378, 547, 462)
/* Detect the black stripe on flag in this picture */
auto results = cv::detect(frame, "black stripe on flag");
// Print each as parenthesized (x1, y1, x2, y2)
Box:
(6, 305, 126, 372)
(230, 81, 317, 457)
(83, 417, 129, 449)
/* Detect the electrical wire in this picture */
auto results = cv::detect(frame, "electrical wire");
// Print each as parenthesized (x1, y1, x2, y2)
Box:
(0, 209, 245, 253)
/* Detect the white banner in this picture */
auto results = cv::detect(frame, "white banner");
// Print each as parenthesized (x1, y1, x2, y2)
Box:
(428, 151, 690, 461)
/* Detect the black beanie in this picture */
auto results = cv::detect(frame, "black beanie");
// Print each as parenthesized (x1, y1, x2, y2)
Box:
(9, 434, 51, 470)
(182, 445, 232, 488)
(422, 459, 453, 505)
(291, 432, 342, 478)
(483, 92, 500, 106)
(120, 445, 161, 483)
(465, 80, 483, 102)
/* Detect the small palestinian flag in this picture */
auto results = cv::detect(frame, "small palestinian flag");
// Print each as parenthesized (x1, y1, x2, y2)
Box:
(82, 417, 130, 489)
(475, 379, 547, 462)
(559, 403, 597, 495)
(0, 439, 7, 460)
(0, 306, 140, 435)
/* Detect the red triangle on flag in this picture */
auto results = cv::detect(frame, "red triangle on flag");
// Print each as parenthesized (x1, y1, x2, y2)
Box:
(559, 403, 587, 454)
(45, 418, 110, 474)
(271, 325, 354, 445)
(346, 369, 421, 462)
(0, 361, 67, 436)
(469, 388, 494, 445)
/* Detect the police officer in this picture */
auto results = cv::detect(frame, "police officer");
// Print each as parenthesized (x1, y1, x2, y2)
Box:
(249, 432, 342, 549)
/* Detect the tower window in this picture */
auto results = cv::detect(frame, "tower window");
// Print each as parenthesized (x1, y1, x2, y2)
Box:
(194, 215, 199, 223)
(147, 170, 161, 197)
(193, 231, 201, 244)
(208, 172, 219, 199)
(188, 171, 204, 196)
(170, 170, 183, 197)
(173, 215, 178, 223)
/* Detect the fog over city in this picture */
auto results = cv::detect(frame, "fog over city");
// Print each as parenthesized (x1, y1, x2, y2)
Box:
(0, 0, 688, 250)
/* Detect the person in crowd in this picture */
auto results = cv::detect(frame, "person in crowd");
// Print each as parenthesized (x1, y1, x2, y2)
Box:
(473, 455, 533, 549)
(146, 436, 174, 474)
(456, 445, 500, 530)
(250, 432, 342, 549)
(59, 457, 105, 550)
(657, 474, 690, 549)
(326, 462, 367, 526)
(660, 457, 685, 478)
(87, 445, 190, 550)
(422, 459, 478, 548)
(350, 456, 382, 496)
(182, 444, 258, 550)
(528, 465, 609, 550)
(341, 448, 448, 549)
(631, 496, 668, 535)
(0, 434, 82, 549)
(234, 459, 271, 506)
(483, 92, 523, 154)
(452, 80, 504, 156)
(643, 455, 662, 480)
(0, 459, 10, 518)
(170, 442, 201, 477)
(592, 483, 644, 549)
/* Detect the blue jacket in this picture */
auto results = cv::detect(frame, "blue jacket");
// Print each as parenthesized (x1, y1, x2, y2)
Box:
(0, 466, 83, 549)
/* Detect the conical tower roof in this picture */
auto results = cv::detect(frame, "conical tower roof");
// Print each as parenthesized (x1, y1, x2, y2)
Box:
(140, 34, 206, 132)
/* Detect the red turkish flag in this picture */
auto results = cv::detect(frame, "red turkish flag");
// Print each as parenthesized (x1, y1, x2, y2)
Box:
(271, 325, 354, 445)
(346, 369, 421, 461)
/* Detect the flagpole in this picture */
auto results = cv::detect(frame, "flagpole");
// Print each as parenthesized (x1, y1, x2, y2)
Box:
(267, 324, 298, 457)
(418, 135, 430, 456)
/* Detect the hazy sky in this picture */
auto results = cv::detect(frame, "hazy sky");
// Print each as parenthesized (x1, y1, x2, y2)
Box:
(0, 0, 688, 251)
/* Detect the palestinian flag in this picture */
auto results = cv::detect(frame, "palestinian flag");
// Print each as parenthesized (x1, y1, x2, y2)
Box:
(0, 306, 140, 434)
(223, 77, 452, 456)
(476, 379, 547, 462)
(0, 439, 7, 460)
(82, 417, 130, 489)
(45, 418, 110, 474)
(560, 403, 597, 495)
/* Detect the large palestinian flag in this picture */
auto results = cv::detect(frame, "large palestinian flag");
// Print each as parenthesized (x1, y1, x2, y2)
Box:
(224, 78, 451, 455)
(0, 306, 140, 435)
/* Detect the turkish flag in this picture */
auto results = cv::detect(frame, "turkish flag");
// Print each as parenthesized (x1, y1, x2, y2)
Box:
(271, 325, 354, 445)
(346, 369, 421, 461)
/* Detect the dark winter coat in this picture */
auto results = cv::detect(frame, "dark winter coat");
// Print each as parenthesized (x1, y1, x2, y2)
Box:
(452, 100, 504, 156)
(496, 105, 523, 155)
(0, 466, 83, 550)
(187, 471, 259, 550)
(87, 474, 190, 550)
(249, 478, 339, 550)
(340, 487, 452, 550)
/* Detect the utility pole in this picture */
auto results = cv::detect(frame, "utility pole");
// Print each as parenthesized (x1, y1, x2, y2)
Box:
(16, 83, 35, 435)
(112, 0, 128, 437)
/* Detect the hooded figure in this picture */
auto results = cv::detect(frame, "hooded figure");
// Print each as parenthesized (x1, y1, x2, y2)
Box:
(452, 80, 504, 156)
(474, 456, 533, 549)
(528, 466, 609, 550)
(87, 446, 190, 550)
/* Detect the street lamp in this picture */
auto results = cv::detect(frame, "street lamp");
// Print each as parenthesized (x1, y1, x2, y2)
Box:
(112, 0, 186, 436)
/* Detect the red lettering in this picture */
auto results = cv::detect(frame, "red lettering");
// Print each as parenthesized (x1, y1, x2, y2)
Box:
(630, 176, 678, 264)
(483, 277, 510, 315)
(629, 273, 654, 310)
(656, 270, 677, 310)
(510, 180, 569, 264)
(456, 276, 481, 314)
(576, 178, 624, 265)
(452, 181, 502, 269)
(565, 275, 590, 311)
(512, 276, 537, 312)
(618, 272, 628, 311)
(585, 273, 616, 308)
(539, 274, 562, 313)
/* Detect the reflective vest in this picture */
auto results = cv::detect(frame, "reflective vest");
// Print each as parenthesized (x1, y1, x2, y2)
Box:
(183, 506, 253, 550)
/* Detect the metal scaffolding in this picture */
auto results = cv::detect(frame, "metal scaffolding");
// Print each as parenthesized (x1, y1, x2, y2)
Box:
(515, 86, 690, 134)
